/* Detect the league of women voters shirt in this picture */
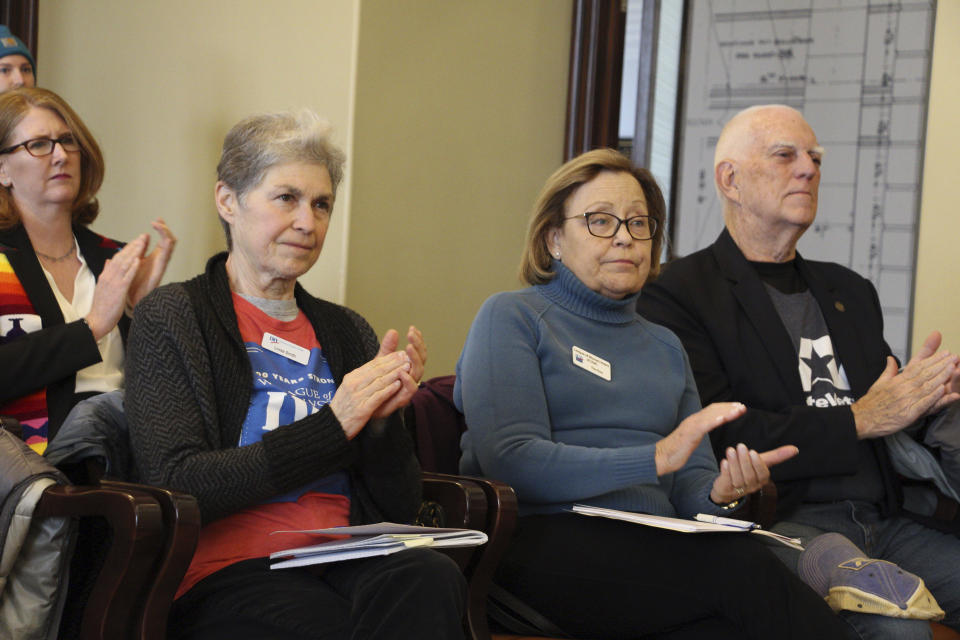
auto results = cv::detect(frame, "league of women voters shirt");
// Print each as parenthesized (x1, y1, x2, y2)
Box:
(176, 293, 351, 599)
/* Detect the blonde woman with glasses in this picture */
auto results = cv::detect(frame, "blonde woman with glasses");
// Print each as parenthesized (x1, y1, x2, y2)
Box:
(0, 87, 174, 453)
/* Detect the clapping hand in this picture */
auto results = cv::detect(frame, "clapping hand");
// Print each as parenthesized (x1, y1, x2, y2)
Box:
(709, 442, 798, 505)
(376, 325, 427, 384)
(655, 402, 747, 476)
(85, 234, 148, 341)
(852, 331, 960, 439)
(128, 218, 176, 307)
(370, 326, 426, 419)
(330, 326, 426, 439)
(654, 401, 798, 505)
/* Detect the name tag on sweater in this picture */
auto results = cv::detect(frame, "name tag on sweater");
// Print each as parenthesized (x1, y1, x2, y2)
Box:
(262, 332, 311, 365)
(572, 346, 611, 381)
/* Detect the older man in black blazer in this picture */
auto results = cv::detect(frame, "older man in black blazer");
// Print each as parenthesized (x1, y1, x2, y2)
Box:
(638, 104, 960, 638)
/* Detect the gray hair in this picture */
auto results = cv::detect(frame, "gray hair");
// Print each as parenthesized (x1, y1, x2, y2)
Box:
(216, 109, 346, 249)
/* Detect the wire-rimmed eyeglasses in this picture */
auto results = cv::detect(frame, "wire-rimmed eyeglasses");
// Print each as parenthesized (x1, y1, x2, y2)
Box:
(0, 134, 80, 157)
(565, 211, 658, 240)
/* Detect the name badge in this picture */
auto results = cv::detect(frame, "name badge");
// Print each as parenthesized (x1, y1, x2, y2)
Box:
(572, 346, 611, 381)
(262, 332, 310, 365)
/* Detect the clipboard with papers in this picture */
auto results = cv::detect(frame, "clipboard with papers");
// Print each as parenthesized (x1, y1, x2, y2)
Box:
(269, 522, 489, 569)
(571, 504, 803, 550)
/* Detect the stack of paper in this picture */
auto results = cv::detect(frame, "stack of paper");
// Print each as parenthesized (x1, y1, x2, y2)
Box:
(269, 522, 488, 569)
(571, 504, 803, 550)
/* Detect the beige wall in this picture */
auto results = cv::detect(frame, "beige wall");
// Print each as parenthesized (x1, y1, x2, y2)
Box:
(36, 0, 360, 302)
(348, 1, 572, 376)
(34, 0, 949, 371)
(913, 1, 960, 354)
(36, 0, 572, 376)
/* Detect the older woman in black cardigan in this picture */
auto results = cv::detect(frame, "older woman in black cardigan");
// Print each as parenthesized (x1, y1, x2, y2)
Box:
(126, 110, 465, 640)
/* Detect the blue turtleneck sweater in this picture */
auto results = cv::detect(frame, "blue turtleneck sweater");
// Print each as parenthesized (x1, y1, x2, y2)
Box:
(455, 262, 723, 518)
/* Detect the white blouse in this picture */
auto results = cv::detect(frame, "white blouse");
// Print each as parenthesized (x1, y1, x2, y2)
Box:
(40, 236, 124, 394)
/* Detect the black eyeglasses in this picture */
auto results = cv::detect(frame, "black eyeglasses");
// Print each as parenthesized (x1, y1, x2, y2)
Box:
(565, 212, 658, 240)
(0, 134, 80, 157)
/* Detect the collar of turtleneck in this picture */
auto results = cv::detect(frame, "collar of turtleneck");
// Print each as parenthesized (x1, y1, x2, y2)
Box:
(535, 260, 641, 325)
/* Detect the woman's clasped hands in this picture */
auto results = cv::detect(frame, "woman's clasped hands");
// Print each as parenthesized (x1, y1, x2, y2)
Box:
(84, 218, 176, 341)
(330, 325, 426, 439)
(654, 401, 799, 506)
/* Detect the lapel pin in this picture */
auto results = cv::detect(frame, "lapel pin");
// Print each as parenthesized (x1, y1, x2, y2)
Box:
(834, 301, 845, 312)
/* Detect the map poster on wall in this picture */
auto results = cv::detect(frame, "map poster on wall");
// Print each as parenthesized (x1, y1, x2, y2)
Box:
(672, 0, 936, 359)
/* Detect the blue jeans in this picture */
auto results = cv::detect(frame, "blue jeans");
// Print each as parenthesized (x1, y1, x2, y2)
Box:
(769, 501, 960, 640)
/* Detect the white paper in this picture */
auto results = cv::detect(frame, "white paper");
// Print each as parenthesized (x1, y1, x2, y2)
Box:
(571, 504, 803, 550)
(269, 522, 488, 569)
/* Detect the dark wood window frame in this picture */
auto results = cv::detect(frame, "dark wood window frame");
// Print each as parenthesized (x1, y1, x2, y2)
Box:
(564, 0, 627, 160)
(0, 0, 40, 65)
(565, 0, 690, 257)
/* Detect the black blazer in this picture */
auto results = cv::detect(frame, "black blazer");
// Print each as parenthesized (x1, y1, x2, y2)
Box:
(0, 223, 128, 439)
(637, 229, 900, 516)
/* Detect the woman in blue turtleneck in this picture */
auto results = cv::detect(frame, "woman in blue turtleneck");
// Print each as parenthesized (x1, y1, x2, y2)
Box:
(454, 149, 854, 640)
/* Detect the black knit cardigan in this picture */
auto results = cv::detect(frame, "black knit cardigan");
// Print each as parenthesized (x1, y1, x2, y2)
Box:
(125, 253, 421, 525)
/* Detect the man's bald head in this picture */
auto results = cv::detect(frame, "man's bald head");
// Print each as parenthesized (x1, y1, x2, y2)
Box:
(714, 104, 816, 175)
(712, 105, 824, 261)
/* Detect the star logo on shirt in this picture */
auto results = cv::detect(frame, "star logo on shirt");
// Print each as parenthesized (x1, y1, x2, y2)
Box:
(803, 348, 836, 387)
(798, 335, 851, 392)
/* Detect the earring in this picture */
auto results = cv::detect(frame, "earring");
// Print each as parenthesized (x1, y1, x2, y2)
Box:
(554, 252, 560, 259)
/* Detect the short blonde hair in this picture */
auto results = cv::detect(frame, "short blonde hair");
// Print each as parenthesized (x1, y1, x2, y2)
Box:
(0, 88, 104, 231)
(519, 148, 666, 286)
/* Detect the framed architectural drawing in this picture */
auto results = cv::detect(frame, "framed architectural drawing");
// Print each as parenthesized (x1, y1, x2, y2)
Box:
(671, 0, 937, 358)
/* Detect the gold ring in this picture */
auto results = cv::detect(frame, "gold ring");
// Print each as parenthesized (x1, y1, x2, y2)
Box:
(735, 486, 745, 498)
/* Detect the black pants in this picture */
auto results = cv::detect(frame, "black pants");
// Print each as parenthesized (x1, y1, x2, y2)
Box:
(496, 513, 855, 640)
(170, 547, 467, 640)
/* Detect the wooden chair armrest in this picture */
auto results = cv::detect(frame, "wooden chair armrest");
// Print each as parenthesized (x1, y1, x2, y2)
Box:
(35, 484, 165, 640)
(425, 475, 518, 640)
(421, 472, 488, 571)
(421, 472, 487, 529)
(467, 478, 518, 640)
(100, 480, 201, 640)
